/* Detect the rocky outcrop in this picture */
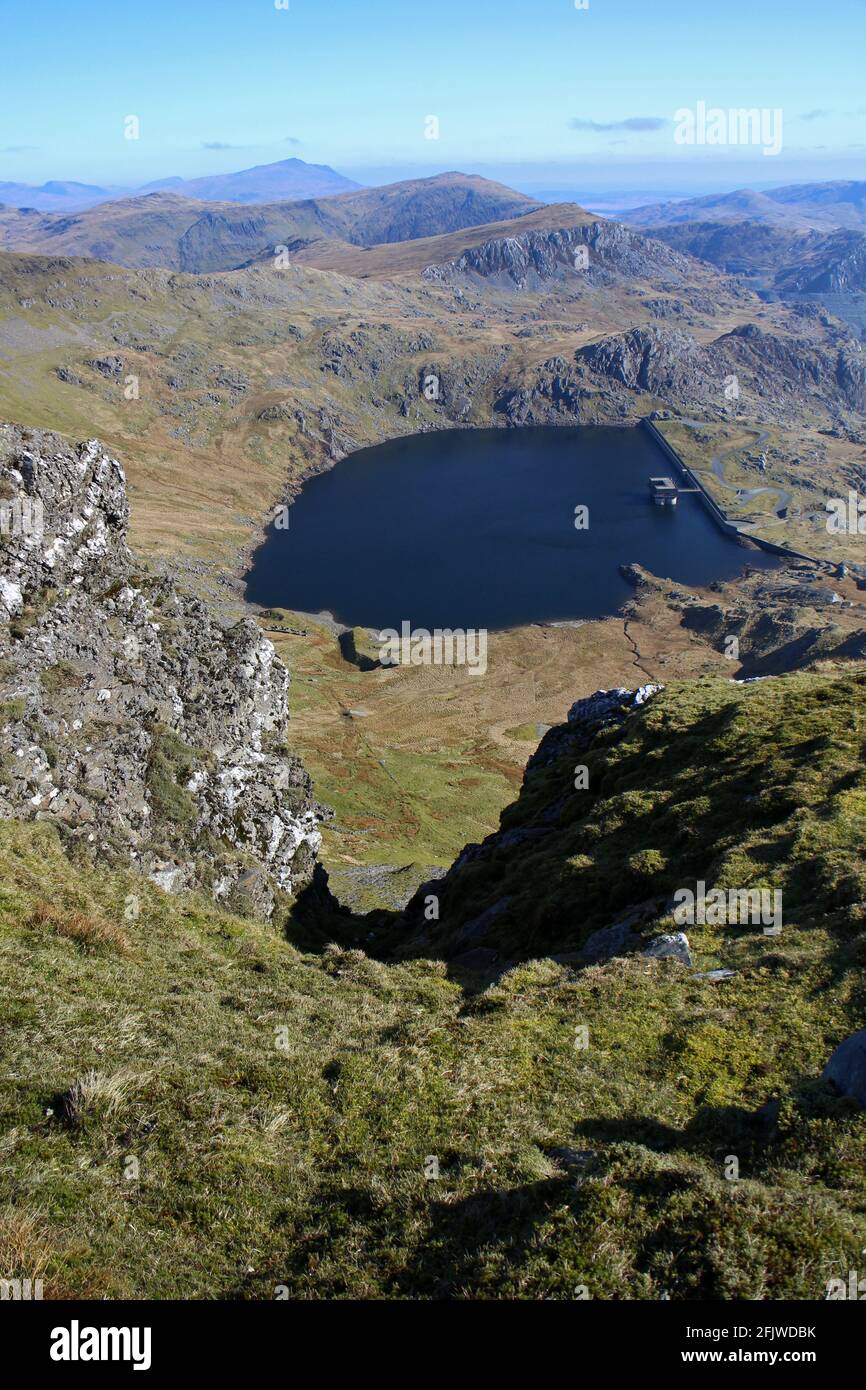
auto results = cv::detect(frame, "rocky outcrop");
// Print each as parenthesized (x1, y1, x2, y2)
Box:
(0, 423, 321, 916)
(775, 230, 866, 294)
(676, 571, 866, 677)
(423, 221, 693, 290)
(495, 321, 866, 427)
(578, 326, 706, 394)
(525, 684, 662, 771)
(317, 324, 437, 382)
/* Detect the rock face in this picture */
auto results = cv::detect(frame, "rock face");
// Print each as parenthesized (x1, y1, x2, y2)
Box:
(0, 423, 321, 916)
(496, 320, 865, 427)
(423, 221, 692, 290)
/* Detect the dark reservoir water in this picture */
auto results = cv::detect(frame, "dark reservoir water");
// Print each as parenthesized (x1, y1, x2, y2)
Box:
(244, 427, 778, 631)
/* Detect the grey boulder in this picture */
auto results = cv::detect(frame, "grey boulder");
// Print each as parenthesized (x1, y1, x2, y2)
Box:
(822, 1028, 866, 1110)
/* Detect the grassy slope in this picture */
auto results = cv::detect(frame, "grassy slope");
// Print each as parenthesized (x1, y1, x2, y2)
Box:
(408, 669, 866, 960)
(2, 668, 866, 1299)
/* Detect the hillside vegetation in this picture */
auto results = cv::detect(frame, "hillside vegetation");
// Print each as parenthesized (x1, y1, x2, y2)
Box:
(2, 669, 865, 1299)
(399, 669, 866, 961)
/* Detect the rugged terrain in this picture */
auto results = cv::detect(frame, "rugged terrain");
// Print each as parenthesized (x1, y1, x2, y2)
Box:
(2, 667, 865, 1299)
(643, 221, 866, 338)
(623, 181, 866, 339)
(0, 201, 862, 579)
(2, 171, 866, 1301)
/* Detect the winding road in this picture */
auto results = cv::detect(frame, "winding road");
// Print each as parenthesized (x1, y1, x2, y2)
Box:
(683, 419, 795, 519)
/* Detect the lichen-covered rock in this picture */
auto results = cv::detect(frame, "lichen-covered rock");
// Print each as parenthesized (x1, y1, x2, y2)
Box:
(0, 423, 321, 915)
(642, 932, 693, 966)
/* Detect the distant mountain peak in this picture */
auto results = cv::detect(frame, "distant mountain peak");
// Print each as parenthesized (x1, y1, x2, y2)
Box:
(168, 157, 362, 205)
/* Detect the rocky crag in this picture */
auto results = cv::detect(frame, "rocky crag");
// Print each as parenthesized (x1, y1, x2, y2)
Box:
(619, 561, 866, 677)
(0, 423, 320, 916)
(497, 322, 866, 429)
(423, 220, 697, 290)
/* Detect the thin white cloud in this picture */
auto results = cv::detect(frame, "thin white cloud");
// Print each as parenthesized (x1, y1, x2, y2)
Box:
(570, 116, 669, 133)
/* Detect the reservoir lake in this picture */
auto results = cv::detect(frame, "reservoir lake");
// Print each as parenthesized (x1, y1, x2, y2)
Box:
(244, 427, 779, 631)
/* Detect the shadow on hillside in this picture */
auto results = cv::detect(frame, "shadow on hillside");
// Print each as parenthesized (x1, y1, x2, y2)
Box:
(392, 1174, 579, 1298)
(285, 864, 399, 953)
(569, 1101, 774, 1156)
(337, 628, 382, 670)
(390, 1119, 784, 1297)
(285, 675, 866, 991)
(391, 1097, 824, 1295)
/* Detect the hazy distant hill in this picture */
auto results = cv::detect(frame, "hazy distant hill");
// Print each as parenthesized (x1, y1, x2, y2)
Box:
(768, 180, 866, 227)
(0, 179, 116, 212)
(0, 157, 358, 213)
(645, 217, 866, 337)
(144, 157, 361, 203)
(644, 220, 807, 274)
(0, 172, 543, 272)
(625, 181, 866, 232)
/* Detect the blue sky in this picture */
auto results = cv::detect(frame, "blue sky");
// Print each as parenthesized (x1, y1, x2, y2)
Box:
(1, 0, 864, 196)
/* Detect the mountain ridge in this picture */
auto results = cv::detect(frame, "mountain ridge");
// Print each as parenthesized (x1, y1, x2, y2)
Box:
(624, 181, 866, 232)
(0, 172, 543, 272)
